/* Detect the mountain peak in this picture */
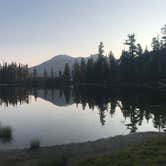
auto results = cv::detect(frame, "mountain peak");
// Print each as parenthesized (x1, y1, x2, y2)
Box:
(52, 54, 73, 59)
(29, 55, 82, 76)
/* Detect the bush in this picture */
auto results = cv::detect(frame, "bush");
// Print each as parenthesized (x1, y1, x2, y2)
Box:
(0, 126, 12, 143)
(30, 139, 40, 150)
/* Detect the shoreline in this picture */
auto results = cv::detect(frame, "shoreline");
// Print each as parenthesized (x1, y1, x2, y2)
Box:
(0, 132, 165, 166)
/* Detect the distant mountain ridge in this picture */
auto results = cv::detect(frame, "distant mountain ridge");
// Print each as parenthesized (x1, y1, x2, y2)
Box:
(29, 54, 101, 77)
(29, 55, 84, 77)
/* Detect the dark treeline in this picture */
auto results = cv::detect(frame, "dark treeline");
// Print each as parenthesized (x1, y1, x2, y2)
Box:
(1, 25, 166, 88)
(0, 63, 29, 84)
(69, 25, 166, 87)
(27, 24, 166, 88)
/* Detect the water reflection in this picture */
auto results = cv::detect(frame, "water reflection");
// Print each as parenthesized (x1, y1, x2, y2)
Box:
(34, 87, 166, 133)
(0, 87, 30, 107)
(0, 87, 166, 134)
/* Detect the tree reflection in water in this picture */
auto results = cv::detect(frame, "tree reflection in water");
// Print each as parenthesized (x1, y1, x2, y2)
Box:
(71, 87, 166, 133)
(1, 87, 166, 133)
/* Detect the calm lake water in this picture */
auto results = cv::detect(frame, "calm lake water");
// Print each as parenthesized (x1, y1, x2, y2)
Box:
(0, 87, 165, 150)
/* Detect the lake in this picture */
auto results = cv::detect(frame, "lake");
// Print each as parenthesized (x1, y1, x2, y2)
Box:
(0, 87, 165, 150)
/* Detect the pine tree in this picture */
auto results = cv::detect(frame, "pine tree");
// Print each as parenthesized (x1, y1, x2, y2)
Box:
(86, 58, 94, 82)
(33, 68, 37, 80)
(73, 61, 80, 82)
(109, 51, 117, 81)
(161, 25, 166, 48)
(80, 58, 86, 82)
(151, 37, 160, 51)
(43, 68, 48, 79)
(137, 44, 143, 56)
(63, 63, 71, 82)
(124, 34, 137, 58)
(50, 67, 54, 79)
(95, 42, 105, 82)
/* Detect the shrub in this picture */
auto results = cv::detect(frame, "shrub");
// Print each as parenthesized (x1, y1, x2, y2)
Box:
(30, 139, 40, 150)
(0, 126, 12, 143)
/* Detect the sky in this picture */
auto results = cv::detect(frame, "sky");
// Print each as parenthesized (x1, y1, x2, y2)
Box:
(0, 0, 165, 67)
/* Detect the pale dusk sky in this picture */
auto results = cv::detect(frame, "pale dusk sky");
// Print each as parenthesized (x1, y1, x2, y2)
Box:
(0, 0, 165, 66)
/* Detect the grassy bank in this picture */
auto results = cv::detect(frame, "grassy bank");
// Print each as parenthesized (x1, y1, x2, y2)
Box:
(0, 132, 165, 166)
(36, 133, 166, 166)
(37, 136, 166, 166)
(76, 136, 166, 166)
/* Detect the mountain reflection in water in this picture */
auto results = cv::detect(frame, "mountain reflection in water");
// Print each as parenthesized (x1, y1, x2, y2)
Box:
(0, 87, 166, 134)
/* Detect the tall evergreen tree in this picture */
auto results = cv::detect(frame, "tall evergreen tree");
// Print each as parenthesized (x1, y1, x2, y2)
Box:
(161, 25, 166, 48)
(33, 68, 37, 80)
(151, 37, 160, 51)
(98, 42, 104, 58)
(63, 63, 71, 82)
(137, 44, 143, 56)
(43, 68, 48, 79)
(73, 61, 80, 82)
(86, 58, 94, 82)
(109, 51, 117, 81)
(50, 67, 54, 79)
(95, 42, 105, 82)
(80, 58, 86, 82)
(124, 34, 137, 58)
